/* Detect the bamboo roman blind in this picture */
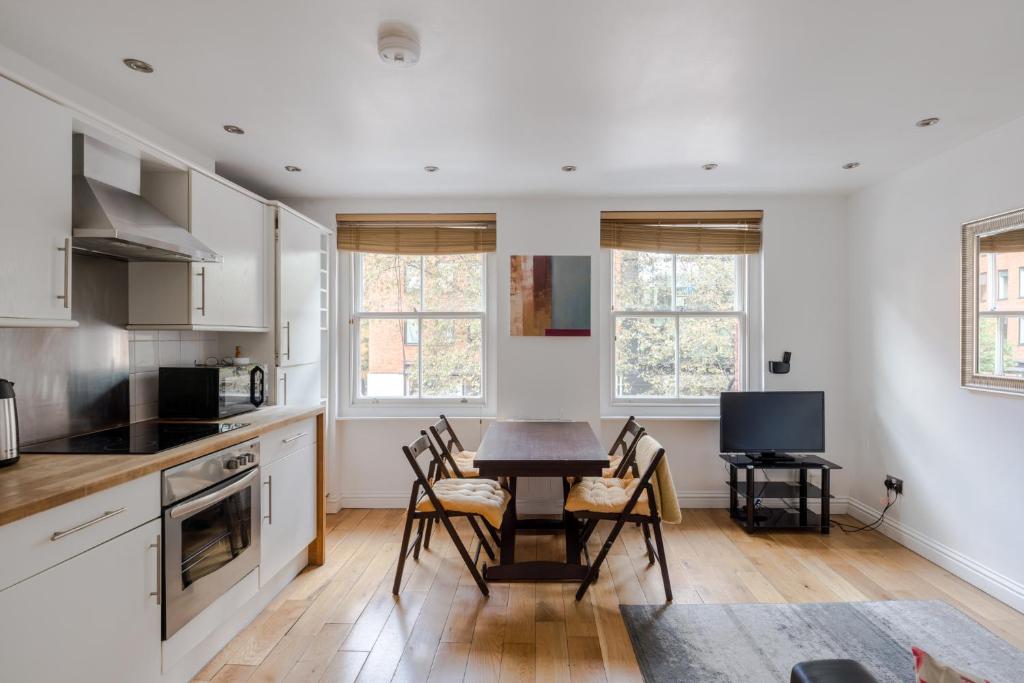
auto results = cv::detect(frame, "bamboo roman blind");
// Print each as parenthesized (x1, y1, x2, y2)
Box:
(600, 210, 763, 254)
(336, 213, 497, 255)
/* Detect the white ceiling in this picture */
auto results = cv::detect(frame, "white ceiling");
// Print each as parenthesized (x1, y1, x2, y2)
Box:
(2, 1, 1024, 199)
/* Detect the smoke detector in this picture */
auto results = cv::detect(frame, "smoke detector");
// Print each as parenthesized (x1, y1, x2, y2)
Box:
(378, 27, 420, 67)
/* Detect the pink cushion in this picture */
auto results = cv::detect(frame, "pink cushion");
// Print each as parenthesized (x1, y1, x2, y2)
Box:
(913, 647, 989, 683)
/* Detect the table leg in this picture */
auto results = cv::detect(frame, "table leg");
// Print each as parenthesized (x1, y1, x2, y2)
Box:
(745, 466, 755, 532)
(821, 468, 831, 534)
(563, 478, 581, 565)
(500, 476, 517, 564)
(799, 468, 808, 527)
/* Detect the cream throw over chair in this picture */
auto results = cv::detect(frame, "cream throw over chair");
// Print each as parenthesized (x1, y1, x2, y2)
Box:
(565, 434, 680, 601)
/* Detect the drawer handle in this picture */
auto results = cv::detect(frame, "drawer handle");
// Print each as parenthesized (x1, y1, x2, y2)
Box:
(50, 507, 126, 541)
(282, 432, 308, 444)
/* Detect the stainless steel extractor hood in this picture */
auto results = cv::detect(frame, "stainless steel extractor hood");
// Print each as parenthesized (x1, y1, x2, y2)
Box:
(71, 135, 221, 263)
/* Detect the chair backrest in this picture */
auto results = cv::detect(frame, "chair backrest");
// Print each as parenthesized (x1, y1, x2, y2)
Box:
(633, 434, 682, 524)
(401, 431, 457, 517)
(431, 414, 466, 453)
(609, 416, 645, 477)
(402, 431, 445, 487)
(608, 416, 645, 458)
(428, 415, 470, 478)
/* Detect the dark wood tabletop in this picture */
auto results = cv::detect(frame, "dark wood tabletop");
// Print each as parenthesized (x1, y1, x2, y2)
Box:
(474, 421, 607, 478)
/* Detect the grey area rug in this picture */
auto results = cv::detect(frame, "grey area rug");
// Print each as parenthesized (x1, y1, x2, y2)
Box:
(620, 601, 1024, 682)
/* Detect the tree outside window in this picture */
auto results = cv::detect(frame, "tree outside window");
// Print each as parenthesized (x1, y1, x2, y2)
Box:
(611, 251, 745, 401)
(355, 253, 485, 401)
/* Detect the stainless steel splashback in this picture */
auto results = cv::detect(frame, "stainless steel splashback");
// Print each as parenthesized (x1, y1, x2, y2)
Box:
(0, 254, 129, 444)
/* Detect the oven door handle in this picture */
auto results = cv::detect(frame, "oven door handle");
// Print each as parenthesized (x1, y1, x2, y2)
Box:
(168, 469, 258, 520)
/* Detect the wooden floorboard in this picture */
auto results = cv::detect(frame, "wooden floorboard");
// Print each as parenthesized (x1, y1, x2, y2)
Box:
(194, 510, 1024, 682)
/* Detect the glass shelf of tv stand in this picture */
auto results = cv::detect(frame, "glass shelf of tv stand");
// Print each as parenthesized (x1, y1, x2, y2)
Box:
(718, 453, 841, 470)
(725, 480, 831, 499)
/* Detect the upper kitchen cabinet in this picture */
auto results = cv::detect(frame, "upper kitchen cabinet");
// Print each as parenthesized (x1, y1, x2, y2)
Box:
(277, 206, 325, 367)
(190, 171, 269, 329)
(128, 170, 271, 331)
(0, 77, 76, 327)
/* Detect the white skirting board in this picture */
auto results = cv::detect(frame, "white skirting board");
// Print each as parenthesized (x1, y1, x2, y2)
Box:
(847, 498, 1024, 614)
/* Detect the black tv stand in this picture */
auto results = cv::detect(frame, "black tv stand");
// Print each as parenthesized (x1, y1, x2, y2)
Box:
(747, 451, 795, 463)
(719, 453, 841, 534)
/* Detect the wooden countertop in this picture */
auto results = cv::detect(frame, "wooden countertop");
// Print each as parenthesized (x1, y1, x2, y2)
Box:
(0, 405, 325, 527)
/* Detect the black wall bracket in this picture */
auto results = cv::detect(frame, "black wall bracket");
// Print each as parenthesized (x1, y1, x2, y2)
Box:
(769, 351, 792, 374)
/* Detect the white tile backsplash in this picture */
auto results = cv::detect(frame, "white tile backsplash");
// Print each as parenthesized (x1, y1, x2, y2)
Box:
(158, 339, 180, 366)
(128, 329, 223, 421)
(131, 341, 157, 372)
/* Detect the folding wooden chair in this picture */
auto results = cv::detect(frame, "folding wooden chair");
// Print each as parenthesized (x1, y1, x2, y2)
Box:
(393, 431, 509, 597)
(420, 415, 503, 553)
(565, 436, 674, 602)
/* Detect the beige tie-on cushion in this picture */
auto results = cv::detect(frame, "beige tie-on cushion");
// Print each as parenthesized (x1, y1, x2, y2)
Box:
(603, 454, 623, 477)
(565, 435, 682, 524)
(416, 478, 509, 528)
(444, 449, 479, 477)
(564, 476, 652, 515)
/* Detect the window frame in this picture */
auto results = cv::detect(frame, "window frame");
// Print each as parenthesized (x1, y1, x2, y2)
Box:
(348, 252, 491, 409)
(607, 250, 754, 410)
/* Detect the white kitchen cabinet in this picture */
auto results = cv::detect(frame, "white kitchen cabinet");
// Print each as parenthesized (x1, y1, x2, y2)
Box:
(260, 444, 316, 585)
(190, 171, 267, 328)
(276, 362, 322, 407)
(277, 207, 324, 367)
(0, 518, 162, 682)
(128, 171, 270, 330)
(0, 76, 76, 327)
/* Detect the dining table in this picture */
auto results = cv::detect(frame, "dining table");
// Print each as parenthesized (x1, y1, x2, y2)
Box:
(474, 420, 608, 582)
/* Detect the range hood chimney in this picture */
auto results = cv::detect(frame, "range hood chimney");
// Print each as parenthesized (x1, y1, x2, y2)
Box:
(72, 135, 220, 263)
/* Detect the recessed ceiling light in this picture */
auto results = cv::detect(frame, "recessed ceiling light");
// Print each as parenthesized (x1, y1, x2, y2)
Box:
(702, 163, 719, 171)
(842, 162, 861, 170)
(122, 58, 153, 73)
(424, 165, 439, 173)
(223, 125, 245, 135)
(561, 165, 577, 173)
(284, 165, 302, 172)
(916, 117, 940, 128)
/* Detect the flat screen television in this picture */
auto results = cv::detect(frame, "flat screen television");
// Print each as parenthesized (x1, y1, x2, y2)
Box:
(720, 391, 825, 458)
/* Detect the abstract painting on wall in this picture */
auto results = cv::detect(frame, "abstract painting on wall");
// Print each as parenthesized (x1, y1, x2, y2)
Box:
(510, 255, 591, 336)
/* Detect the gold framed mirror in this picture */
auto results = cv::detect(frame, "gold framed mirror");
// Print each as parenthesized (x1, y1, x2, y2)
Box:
(962, 207, 1024, 394)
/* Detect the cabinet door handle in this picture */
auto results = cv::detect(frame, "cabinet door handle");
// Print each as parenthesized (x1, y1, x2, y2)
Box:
(149, 535, 162, 605)
(50, 507, 126, 541)
(280, 373, 288, 405)
(283, 321, 291, 360)
(282, 432, 307, 444)
(195, 267, 206, 316)
(56, 238, 71, 309)
(264, 476, 273, 524)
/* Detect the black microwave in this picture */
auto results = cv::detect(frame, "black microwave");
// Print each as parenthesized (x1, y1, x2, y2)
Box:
(158, 364, 266, 419)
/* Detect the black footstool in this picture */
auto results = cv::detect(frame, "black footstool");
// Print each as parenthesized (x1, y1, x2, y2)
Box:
(791, 659, 879, 683)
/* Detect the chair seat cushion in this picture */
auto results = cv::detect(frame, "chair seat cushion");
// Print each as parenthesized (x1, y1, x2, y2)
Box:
(791, 659, 879, 683)
(416, 478, 509, 528)
(564, 476, 651, 516)
(447, 450, 479, 477)
(603, 454, 623, 477)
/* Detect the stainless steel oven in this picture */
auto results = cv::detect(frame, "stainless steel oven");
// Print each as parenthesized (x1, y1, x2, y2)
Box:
(161, 438, 260, 639)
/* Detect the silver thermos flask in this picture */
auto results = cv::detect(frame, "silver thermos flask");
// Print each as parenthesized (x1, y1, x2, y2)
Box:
(0, 378, 19, 468)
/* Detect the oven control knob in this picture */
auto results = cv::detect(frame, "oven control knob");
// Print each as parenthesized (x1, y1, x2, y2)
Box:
(247, 452, 256, 464)
(224, 457, 240, 470)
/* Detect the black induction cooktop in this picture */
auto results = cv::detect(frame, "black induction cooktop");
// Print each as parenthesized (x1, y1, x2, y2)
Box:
(20, 421, 249, 455)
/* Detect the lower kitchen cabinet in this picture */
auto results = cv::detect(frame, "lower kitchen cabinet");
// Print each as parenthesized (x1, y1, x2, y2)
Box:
(260, 444, 317, 585)
(0, 518, 162, 683)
